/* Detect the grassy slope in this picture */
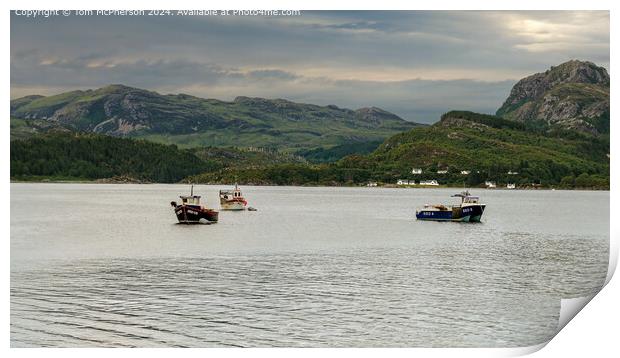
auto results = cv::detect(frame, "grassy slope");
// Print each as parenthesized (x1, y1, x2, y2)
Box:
(187, 111, 609, 187)
(297, 140, 383, 163)
(343, 111, 609, 187)
(369, 124, 607, 173)
(190, 146, 307, 168)
(11, 86, 418, 152)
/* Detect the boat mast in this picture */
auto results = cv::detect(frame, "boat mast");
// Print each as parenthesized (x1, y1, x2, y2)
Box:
(191, 184, 194, 196)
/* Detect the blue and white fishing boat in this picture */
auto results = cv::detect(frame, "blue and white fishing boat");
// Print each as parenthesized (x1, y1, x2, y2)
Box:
(416, 191, 486, 222)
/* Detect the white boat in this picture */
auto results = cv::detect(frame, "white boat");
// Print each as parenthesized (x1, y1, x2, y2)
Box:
(219, 184, 248, 210)
(506, 183, 516, 189)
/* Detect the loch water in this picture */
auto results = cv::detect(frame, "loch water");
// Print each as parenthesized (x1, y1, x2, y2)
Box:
(10, 184, 609, 347)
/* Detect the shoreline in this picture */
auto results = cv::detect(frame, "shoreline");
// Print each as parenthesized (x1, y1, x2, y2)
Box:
(9, 179, 610, 191)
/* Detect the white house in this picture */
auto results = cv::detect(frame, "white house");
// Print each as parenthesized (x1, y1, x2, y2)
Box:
(420, 180, 439, 186)
(506, 183, 516, 189)
(367, 182, 378, 187)
(507, 170, 519, 175)
(397, 179, 416, 186)
(411, 168, 422, 174)
(485, 181, 497, 188)
(460, 170, 471, 175)
(437, 170, 448, 174)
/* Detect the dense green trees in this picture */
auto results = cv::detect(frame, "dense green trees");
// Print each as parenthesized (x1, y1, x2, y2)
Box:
(186, 164, 373, 186)
(10, 116, 610, 189)
(297, 140, 383, 163)
(349, 111, 610, 189)
(560, 173, 609, 189)
(10, 133, 217, 182)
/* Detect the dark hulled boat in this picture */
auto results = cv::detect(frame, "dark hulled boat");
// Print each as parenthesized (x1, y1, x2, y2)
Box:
(416, 191, 486, 222)
(170, 185, 219, 224)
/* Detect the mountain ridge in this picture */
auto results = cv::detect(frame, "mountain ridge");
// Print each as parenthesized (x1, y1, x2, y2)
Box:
(10, 84, 421, 151)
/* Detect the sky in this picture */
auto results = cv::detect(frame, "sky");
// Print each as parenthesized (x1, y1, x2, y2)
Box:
(10, 11, 609, 124)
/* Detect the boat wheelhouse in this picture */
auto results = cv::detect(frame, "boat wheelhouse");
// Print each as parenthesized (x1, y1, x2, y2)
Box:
(415, 190, 486, 222)
(219, 184, 248, 210)
(170, 185, 219, 224)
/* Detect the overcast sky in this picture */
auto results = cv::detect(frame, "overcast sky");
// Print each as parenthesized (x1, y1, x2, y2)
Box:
(10, 11, 609, 123)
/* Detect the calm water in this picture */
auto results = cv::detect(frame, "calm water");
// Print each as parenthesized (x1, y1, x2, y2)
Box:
(11, 184, 609, 347)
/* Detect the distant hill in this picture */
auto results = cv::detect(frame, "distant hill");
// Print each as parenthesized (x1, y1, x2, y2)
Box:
(297, 140, 383, 163)
(349, 110, 608, 187)
(10, 84, 421, 152)
(10, 61, 610, 188)
(496, 60, 609, 135)
(370, 111, 608, 170)
(11, 112, 610, 189)
(190, 110, 609, 188)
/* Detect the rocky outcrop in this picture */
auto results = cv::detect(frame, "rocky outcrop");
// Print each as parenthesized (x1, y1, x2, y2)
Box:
(496, 60, 609, 135)
(354, 107, 404, 125)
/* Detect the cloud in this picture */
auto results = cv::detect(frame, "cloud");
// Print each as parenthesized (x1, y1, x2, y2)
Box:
(245, 69, 301, 81)
(10, 11, 609, 123)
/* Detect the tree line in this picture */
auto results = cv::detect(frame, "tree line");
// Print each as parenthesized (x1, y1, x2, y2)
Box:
(11, 132, 217, 182)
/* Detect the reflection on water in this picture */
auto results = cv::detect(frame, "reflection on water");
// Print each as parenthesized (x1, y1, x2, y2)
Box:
(11, 184, 609, 347)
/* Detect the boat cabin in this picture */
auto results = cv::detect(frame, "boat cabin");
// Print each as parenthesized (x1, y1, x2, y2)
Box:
(220, 184, 244, 200)
(451, 191, 480, 205)
(180, 195, 201, 206)
(463, 196, 479, 204)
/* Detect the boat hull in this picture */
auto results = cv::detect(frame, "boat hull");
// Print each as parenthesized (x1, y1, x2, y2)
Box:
(416, 204, 485, 222)
(173, 205, 219, 224)
(220, 200, 246, 211)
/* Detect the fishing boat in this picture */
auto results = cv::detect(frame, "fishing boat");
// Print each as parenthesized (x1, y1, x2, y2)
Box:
(170, 185, 219, 224)
(415, 190, 486, 222)
(219, 184, 248, 210)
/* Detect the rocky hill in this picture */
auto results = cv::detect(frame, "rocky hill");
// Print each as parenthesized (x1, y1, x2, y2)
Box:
(10, 84, 420, 151)
(496, 60, 609, 135)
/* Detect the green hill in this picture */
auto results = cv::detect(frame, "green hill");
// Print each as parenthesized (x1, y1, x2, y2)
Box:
(10, 132, 311, 183)
(11, 111, 610, 189)
(10, 85, 420, 153)
(10, 132, 216, 183)
(297, 140, 383, 163)
(188, 111, 609, 188)
(361, 111, 608, 185)
(10, 61, 610, 189)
